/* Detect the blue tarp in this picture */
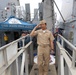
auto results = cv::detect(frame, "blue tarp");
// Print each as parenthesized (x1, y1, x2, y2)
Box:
(0, 16, 36, 30)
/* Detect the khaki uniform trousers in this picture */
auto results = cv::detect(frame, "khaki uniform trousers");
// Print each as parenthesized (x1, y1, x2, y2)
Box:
(38, 45, 50, 75)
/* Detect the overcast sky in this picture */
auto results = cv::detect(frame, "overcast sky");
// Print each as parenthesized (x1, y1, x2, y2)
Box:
(19, 0, 62, 12)
(19, 0, 73, 22)
(19, 0, 42, 13)
(19, 0, 63, 20)
(54, 0, 62, 20)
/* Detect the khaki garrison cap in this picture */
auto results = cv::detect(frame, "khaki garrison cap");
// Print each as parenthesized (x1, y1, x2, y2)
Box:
(40, 20, 46, 24)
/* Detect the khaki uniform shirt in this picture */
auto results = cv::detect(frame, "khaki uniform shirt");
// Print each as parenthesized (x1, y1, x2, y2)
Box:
(34, 29, 54, 46)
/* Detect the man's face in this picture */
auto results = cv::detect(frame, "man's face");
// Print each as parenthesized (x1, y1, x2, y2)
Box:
(40, 23, 46, 29)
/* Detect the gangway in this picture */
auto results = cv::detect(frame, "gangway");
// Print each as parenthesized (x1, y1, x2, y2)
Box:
(0, 34, 76, 75)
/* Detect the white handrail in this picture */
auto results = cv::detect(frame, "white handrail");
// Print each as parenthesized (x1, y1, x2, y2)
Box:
(0, 34, 30, 50)
(58, 34, 76, 51)
(56, 34, 76, 75)
(58, 34, 76, 68)
(0, 34, 33, 75)
(56, 42, 76, 75)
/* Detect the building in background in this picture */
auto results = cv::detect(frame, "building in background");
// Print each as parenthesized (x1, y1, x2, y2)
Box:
(32, 9, 39, 24)
(0, 0, 20, 22)
(31, 2, 43, 24)
(39, 2, 43, 21)
(0, 0, 27, 46)
(16, 6, 25, 20)
(25, 4, 31, 22)
(43, 0, 54, 31)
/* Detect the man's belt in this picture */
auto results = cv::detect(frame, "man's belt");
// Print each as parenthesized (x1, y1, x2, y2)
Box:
(38, 44, 50, 47)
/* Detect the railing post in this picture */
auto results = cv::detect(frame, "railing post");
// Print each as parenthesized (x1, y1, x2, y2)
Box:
(29, 42, 33, 66)
(72, 50, 76, 68)
(3, 48, 9, 74)
(57, 45, 61, 75)
(60, 54, 64, 75)
(25, 48, 29, 75)
(60, 37, 64, 75)
(57, 42, 64, 75)
(20, 52, 25, 75)
(65, 63, 69, 75)
(15, 59, 19, 75)
(61, 39, 64, 47)
(3, 48, 8, 65)
(22, 38, 25, 47)
(20, 38, 25, 75)
(11, 59, 19, 75)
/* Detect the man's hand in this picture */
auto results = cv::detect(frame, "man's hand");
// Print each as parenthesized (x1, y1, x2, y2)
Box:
(35, 24, 41, 29)
(30, 24, 40, 37)
(50, 50, 55, 55)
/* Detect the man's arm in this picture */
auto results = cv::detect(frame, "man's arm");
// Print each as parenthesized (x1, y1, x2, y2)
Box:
(50, 40, 54, 50)
(50, 32, 54, 50)
(30, 25, 40, 37)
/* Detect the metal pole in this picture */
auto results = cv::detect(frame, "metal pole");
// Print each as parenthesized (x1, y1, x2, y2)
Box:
(53, 0, 65, 22)
(21, 39, 25, 75)
(29, 42, 33, 66)
(60, 54, 64, 75)
(72, 50, 76, 68)
(61, 39, 64, 47)
(25, 48, 29, 75)
(20, 52, 25, 75)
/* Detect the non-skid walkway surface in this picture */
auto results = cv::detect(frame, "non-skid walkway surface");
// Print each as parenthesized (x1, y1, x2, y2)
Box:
(30, 64, 57, 75)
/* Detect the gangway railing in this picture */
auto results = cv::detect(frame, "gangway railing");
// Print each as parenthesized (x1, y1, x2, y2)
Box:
(0, 34, 33, 75)
(56, 34, 76, 75)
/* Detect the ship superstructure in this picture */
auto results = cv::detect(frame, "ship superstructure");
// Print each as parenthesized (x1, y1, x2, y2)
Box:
(0, 0, 20, 22)
(55, 0, 76, 46)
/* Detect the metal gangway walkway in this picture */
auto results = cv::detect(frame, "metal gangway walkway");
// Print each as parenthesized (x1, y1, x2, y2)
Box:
(0, 34, 76, 75)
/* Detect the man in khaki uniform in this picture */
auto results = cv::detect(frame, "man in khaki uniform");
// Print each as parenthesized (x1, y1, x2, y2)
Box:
(30, 20, 54, 75)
